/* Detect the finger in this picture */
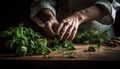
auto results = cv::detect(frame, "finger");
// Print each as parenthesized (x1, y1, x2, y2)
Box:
(62, 23, 74, 41)
(68, 27, 77, 41)
(45, 22, 55, 37)
(58, 23, 70, 41)
(56, 22, 64, 35)
(48, 23, 55, 34)
(56, 18, 69, 34)
(53, 23, 59, 33)
(62, 18, 69, 22)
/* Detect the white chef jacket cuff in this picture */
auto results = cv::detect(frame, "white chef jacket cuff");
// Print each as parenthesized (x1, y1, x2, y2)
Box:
(30, 2, 56, 19)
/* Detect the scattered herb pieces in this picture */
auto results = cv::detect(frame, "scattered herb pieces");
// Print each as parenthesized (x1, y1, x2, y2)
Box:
(84, 44, 100, 52)
(65, 52, 77, 58)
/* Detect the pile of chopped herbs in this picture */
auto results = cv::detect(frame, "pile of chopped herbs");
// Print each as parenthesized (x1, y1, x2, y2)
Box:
(0, 23, 75, 57)
(73, 29, 108, 44)
(50, 38, 76, 51)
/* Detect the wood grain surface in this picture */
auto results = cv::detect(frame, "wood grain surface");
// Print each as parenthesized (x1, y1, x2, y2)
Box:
(0, 44, 120, 61)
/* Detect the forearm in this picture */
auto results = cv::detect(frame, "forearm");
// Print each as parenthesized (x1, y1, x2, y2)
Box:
(73, 5, 108, 24)
(36, 8, 56, 23)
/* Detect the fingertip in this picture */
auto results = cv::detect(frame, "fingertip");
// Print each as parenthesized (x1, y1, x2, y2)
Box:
(70, 37, 74, 41)
(58, 36, 62, 41)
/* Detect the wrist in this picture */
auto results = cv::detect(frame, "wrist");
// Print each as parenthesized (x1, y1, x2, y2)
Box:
(73, 5, 104, 24)
(73, 11, 87, 24)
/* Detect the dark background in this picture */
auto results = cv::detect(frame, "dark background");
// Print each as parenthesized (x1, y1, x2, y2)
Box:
(0, 0, 120, 36)
(114, 10, 120, 36)
(0, 0, 37, 32)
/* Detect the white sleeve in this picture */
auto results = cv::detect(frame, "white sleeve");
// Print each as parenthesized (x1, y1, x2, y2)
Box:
(111, 0, 120, 19)
(95, 0, 120, 25)
(30, 0, 56, 18)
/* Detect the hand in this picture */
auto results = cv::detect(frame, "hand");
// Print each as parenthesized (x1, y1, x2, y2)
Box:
(56, 14, 83, 41)
(56, 5, 105, 41)
(44, 18, 59, 38)
(36, 9, 59, 38)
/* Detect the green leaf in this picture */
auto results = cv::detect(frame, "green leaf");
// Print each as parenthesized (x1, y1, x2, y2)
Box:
(65, 52, 77, 58)
(38, 38, 47, 47)
(40, 47, 52, 55)
(15, 46, 27, 56)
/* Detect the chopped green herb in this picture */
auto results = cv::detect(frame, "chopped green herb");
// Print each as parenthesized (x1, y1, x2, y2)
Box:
(74, 29, 108, 44)
(65, 52, 77, 58)
(84, 44, 100, 52)
(0, 23, 76, 57)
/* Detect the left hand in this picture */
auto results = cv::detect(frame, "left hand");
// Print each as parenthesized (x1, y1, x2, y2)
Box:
(56, 14, 83, 41)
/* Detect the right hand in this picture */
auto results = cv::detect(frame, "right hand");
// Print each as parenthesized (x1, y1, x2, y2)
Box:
(37, 9, 59, 38)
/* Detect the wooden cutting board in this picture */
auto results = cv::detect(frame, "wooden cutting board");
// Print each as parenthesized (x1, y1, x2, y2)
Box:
(0, 44, 120, 61)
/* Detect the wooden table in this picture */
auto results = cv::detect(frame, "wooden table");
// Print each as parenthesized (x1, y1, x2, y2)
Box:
(0, 44, 120, 68)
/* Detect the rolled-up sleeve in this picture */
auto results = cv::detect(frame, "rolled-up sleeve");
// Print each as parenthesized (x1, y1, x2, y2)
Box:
(30, 0, 56, 18)
(94, 0, 120, 24)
